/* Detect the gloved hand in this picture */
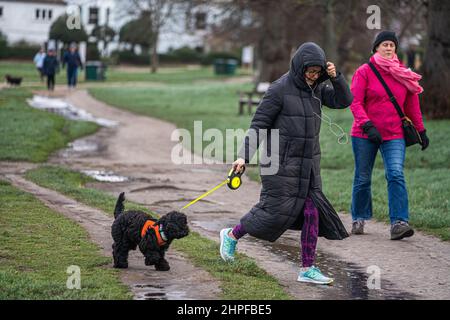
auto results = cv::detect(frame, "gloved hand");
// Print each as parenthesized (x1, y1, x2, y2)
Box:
(362, 121, 382, 145)
(419, 130, 429, 151)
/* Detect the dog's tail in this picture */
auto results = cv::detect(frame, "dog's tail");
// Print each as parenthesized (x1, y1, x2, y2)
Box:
(114, 192, 126, 219)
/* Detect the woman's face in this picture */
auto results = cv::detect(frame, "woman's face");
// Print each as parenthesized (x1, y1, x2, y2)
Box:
(304, 66, 323, 85)
(376, 40, 396, 59)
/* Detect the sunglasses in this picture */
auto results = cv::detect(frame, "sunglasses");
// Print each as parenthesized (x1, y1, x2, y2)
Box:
(305, 69, 324, 76)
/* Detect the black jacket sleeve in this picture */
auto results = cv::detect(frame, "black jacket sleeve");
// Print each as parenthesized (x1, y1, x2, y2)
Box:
(42, 57, 48, 75)
(238, 84, 283, 163)
(321, 72, 353, 109)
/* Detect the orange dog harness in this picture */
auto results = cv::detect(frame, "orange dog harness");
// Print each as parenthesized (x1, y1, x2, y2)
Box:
(141, 220, 166, 247)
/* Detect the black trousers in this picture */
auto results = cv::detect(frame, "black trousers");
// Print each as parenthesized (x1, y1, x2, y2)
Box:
(37, 67, 44, 81)
(47, 74, 55, 91)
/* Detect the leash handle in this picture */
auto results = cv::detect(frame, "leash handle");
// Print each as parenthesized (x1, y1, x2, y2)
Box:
(227, 166, 245, 190)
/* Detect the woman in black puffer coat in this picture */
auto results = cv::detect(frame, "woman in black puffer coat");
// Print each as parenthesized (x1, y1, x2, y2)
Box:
(220, 42, 353, 285)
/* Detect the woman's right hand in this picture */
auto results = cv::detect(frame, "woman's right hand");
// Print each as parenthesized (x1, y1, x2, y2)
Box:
(362, 121, 383, 145)
(232, 158, 246, 173)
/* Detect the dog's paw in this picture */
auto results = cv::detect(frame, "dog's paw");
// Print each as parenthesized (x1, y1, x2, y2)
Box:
(155, 260, 170, 271)
(113, 262, 128, 269)
(145, 258, 157, 266)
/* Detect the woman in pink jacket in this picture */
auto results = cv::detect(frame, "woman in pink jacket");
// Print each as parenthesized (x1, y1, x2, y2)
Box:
(349, 31, 429, 240)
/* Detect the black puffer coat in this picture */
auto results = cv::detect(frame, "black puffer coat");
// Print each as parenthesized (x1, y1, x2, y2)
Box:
(238, 42, 353, 242)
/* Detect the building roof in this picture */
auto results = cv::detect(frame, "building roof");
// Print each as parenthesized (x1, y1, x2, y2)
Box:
(0, 0, 66, 5)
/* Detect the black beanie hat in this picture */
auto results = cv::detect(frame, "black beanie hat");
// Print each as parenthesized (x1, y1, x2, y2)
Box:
(372, 31, 399, 53)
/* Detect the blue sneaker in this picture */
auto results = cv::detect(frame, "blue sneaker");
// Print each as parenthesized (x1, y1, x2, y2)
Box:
(220, 228, 237, 262)
(297, 266, 334, 285)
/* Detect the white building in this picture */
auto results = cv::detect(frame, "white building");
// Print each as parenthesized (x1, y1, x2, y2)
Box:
(0, 0, 222, 54)
(65, 0, 116, 37)
(157, 3, 215, 53)
(0, 0, 66, 45)
(111, 1, 222, 54)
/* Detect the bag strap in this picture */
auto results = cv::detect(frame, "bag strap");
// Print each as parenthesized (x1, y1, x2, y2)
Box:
(367, 62, 406, 119)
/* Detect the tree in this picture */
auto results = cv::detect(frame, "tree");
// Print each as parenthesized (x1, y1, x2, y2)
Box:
(376, 0, 427, 45)
(421, 0, 450, 119)
(91, 25, 116, 56)
(322, 0, 338, 64)
(119, 12, 154, 53)
(0, 31, 7, 59)
(202, 0, 430, 82)
(205, 0, 370, 82)
(206, 0, 316, 82)
(49, 14, 88, 45)
(119, 0, 176, 73)
(316, 0, 427, 74)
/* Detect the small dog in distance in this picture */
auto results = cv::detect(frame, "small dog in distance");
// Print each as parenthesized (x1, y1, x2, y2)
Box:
(5, 74, 23, 86)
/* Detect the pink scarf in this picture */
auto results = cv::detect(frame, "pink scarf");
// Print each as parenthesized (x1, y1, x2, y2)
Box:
(372, 52, 423, 94)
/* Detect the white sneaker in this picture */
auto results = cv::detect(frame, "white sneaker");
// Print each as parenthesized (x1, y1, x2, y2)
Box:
(219, 228, 237, 262)
(297, 266, 334, 285)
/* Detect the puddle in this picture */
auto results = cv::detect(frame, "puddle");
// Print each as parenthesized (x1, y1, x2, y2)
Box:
(192, 218, 237, 231)
(134, 284, 167, 300)
(250, 238, 417, 300)
(27, 95, 117, 127)
(192, 218, 417, 300)
(81, 170, 129, 182)
(133, 284, 188, 300)
(56, 137, 104, 159)
(69, 139, 99, 152)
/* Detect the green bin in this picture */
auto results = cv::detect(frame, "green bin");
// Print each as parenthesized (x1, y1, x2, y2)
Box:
(214, 58, 237, 75)
(85, 61, 106, 81)
(224, 59, 237, 74)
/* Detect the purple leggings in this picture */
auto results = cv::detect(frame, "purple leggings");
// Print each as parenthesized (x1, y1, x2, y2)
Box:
(231, 196, 319, 268)
(300, 197, 319, 267)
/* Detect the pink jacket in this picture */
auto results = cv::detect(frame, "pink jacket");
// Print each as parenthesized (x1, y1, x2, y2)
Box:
(350, 58, 425, 141)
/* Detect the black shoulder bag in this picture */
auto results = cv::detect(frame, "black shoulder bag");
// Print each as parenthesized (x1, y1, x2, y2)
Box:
(368, 62, 422, 147)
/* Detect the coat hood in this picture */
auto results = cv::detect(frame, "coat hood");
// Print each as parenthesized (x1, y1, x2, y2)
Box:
(289, 42, 330, 90)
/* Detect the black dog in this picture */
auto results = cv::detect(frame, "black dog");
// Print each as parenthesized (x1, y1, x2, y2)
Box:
(111, 192, 189, 271)
(5, 74, 23, 86)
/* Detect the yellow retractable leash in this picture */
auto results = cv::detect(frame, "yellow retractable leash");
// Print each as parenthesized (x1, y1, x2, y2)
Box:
(181, 167, 245, 210)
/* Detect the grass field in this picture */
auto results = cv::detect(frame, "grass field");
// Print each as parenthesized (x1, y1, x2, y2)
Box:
(0, 88, 98, 162)
(0, 179, 131, 299)
(0, 60, 250, 86)
(106, 65, 252, 84)
(90, 82, 254, 160)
